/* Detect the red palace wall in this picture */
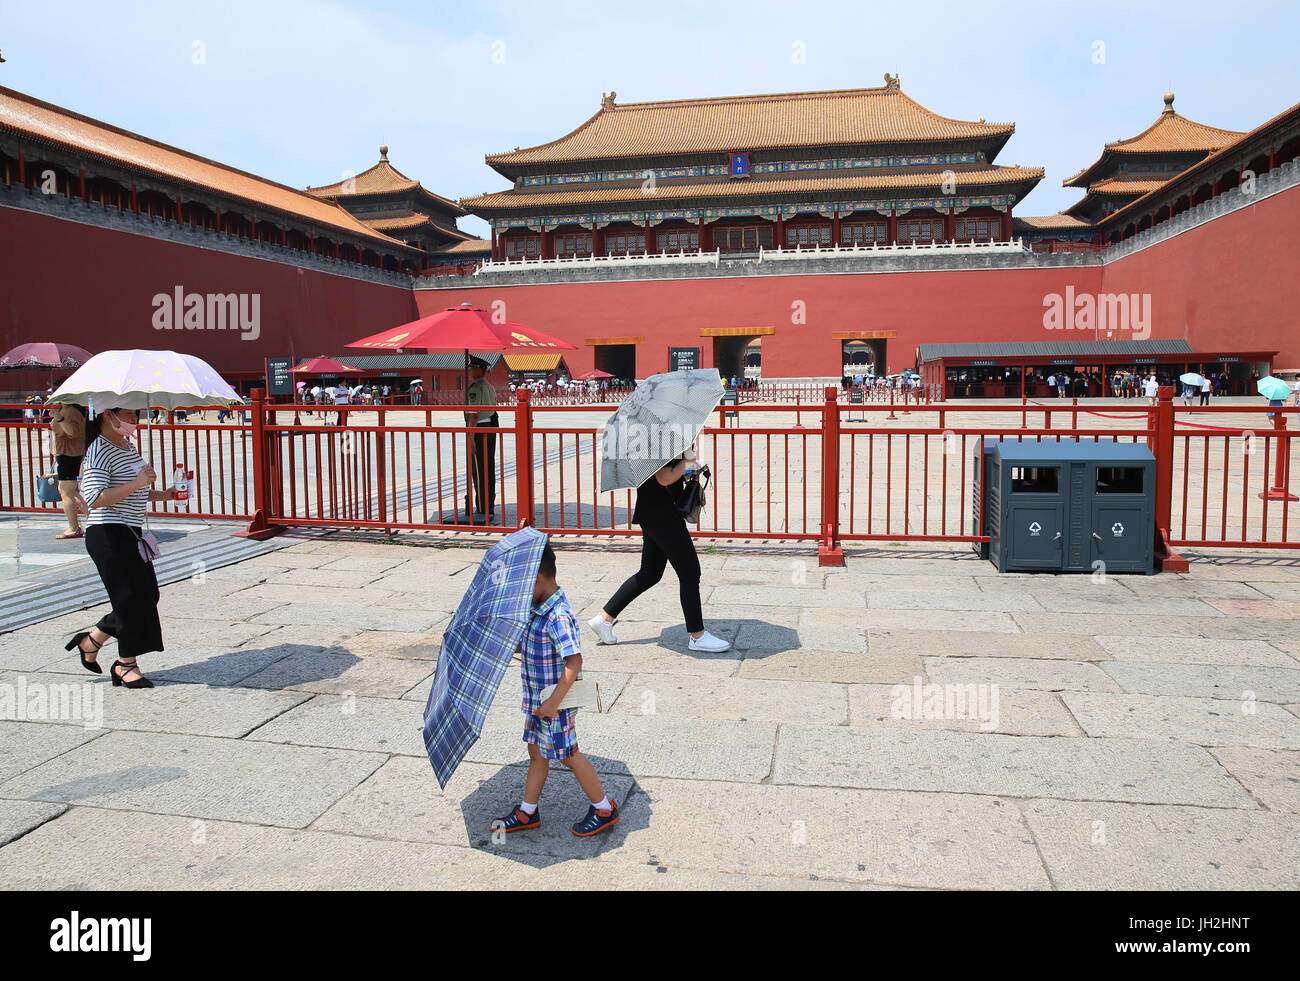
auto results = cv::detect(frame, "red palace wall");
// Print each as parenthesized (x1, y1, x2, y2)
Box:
(1101, 183, 1300, 369)
(416, 265, 1105, 378)
(0, 207, 417, 376)
(4, 183, 1297, 380)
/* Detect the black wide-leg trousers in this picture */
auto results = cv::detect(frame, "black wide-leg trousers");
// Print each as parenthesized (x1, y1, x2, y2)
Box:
(85, 524, 164, 658)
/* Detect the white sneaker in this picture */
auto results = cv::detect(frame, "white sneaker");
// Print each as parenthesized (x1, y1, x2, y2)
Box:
(587, 614, 618, 645)
(688, 630, 731, 653)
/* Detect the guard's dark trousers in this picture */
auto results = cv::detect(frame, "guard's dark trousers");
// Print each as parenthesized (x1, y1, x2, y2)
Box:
(469, 415, 498, 516)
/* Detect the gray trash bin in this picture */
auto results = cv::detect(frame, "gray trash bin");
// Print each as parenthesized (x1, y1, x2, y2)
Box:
(985, 439, 1155, 574)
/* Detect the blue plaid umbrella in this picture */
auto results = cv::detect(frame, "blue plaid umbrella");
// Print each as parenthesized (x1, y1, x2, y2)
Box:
(422, 526, 549, 788)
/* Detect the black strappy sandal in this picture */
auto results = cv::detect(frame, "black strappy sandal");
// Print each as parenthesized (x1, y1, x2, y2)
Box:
(65, 631, 103, 674)
(110, 659, 155, 689)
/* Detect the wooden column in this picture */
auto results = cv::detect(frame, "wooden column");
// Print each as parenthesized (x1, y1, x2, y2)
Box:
(776, 213, 785, 248)
(80, 170, 88, 201)
(591, 225, 601, 257)
(832, 210, 841, 247)
(1269, 147, 1278, 170)
(944, 205, 955, 242)
(17, 152, 25, 187)
(1000, 208, 1012, 241)
(887, 209, 898, 245)
(490, 227, 498, 261)
(175, 195, 182, 222)
(216, 208, 223, 233)
(644, 219, 652, 253)
(130, 184, 138, 214)
(697, 215, 705, 252)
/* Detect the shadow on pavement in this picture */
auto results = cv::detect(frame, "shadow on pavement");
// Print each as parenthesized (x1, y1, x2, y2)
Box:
(456, 756, 645, 868)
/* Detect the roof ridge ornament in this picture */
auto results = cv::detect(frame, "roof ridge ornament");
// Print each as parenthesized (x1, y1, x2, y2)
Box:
(883, 73, 900, 91)
(379, 144, 389, 160)
(1163, 92, 1175, 115)
(601, 91, 617, 110)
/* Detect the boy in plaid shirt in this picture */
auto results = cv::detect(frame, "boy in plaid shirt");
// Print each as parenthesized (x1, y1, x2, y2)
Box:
(492, 544, 620, 837)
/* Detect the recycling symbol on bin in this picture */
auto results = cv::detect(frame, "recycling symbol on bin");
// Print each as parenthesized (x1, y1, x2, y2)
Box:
(1111, 522, 1125, 537)
(1028, 521, 1042, 536)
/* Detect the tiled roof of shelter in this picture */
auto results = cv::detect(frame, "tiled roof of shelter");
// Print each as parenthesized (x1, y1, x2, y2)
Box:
(464, 164, 1043, 212)
(485, 80, 1015, 171)
(0, 86, 416, 250)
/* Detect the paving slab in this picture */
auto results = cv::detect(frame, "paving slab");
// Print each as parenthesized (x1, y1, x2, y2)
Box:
(1093, 635, 1296, 667)
(317, 555, 413, 574)
(598, 777, 1050, 890)
(569, 639, 740, 678)
(0, 721, 104, 785)
(1014, 612, 1300, 643)
(154, 592, 286, 622)
(1208, 747, 1300, 812)
(864, 610, 1020, 633)
(0, 669, 310, 738)
(608, 674, 846, 725)
(771, 726, 1257, 806)
(848, 684, 1083, 736)
(236, 650, 434, 698)
(1102, 662, 1300, 702)
(248, 603, 443, 633)
(0, 730, 386, 828)
(0, 632, 75, 673)
(337, 630, 444, 661)
(869, 628, 1109, 661)
(0, 799, 66, 847)
(246, 693, 427, 756)
(736, 648, 923, 684)
(1021, 799, 1300, 890)
(1062, 692, 1300, 748)
(924, 656, 1123, 693)
(867, 590, 1045, 613)
(268, 567, 395, 588)
(1206, 598, 1300, 619)
(709, 585, 867, 608)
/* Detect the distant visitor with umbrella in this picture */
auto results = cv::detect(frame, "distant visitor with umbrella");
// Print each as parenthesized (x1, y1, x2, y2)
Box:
(589, 368, 731, 653)
(48, 402, 89, 539)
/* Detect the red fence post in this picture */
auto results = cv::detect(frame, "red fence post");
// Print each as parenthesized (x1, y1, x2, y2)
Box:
(515, 388, 535, 527)
(238, 388, 281, 539)
(375, 403, 389, 530)
(818, 386, 844, 566)
(1149, 385, 1189, 571)
(1261, 408, 1298, 501)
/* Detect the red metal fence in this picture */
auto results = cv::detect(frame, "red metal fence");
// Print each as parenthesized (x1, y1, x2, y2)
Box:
(3, 389, 1296, 561)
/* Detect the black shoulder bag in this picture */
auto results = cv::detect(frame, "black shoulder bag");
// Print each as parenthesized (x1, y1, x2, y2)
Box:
(676, 465, 710, 523)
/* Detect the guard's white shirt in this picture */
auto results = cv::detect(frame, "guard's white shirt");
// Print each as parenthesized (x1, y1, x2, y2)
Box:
(466, 377, 497, 423)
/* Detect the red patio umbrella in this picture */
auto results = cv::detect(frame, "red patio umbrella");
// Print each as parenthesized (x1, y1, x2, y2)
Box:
(292, 356, 361, 374)
(573, 369, 613, 380)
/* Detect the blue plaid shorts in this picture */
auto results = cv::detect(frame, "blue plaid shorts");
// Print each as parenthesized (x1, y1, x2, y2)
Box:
(522, 707, 578, 760)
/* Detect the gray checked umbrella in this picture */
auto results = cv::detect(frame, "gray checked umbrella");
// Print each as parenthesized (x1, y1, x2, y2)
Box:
(599, 368, 724, 493)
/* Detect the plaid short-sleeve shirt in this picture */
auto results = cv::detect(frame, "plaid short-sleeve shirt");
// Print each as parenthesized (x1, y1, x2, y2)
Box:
(521, 588, 581, 714)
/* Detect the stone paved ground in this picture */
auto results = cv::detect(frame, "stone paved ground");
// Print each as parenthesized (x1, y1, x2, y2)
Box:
(1, 531, 1298, 890)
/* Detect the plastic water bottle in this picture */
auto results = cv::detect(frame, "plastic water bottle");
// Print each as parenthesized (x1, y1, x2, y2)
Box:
(173, 465, 190, 506)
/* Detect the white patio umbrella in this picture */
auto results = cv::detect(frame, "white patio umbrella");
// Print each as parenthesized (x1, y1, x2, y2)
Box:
(599, 368, 724, 493)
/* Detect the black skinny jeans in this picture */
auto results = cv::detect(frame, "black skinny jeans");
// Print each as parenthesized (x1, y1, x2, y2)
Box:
(85, 524, 164, 658)
(604, 516, 704, 633)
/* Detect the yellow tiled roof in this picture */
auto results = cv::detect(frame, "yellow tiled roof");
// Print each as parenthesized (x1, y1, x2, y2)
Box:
(1087, 177, 1170, 195)
(503, 353, 565, 371)
(307, 149, 466, 215)
(0, 86, 416, 250)
(1065, 95, 1243, 188)
(431, 238, 491, 255)
(1014, 214, 1094, 230)
(464, 164, 1042, 212)
(486, 83, 1014, 169)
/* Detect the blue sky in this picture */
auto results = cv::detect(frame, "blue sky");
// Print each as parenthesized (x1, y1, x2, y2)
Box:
(5, 0, 1298, 238)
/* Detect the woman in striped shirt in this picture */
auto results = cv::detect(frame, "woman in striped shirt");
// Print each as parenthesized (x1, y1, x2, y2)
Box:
(65, 406, 179, 689)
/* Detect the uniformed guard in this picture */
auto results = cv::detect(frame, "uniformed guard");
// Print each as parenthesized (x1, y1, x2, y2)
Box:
(464, 356, 499, 521)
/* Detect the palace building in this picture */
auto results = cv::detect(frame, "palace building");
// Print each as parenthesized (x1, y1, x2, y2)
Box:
(2, 79, 1299, 388)
(306, 147, 489, 269)
(1016, 94, 1245, 253)
(463, 76, 1043, 261)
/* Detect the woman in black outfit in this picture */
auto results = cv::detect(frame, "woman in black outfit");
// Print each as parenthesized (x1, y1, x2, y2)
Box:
(65, 406, 178, 689)
(589, 446, 730, 652)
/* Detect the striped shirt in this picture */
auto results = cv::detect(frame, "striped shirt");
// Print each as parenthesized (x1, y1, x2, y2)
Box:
(81, 437, 150, 527)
